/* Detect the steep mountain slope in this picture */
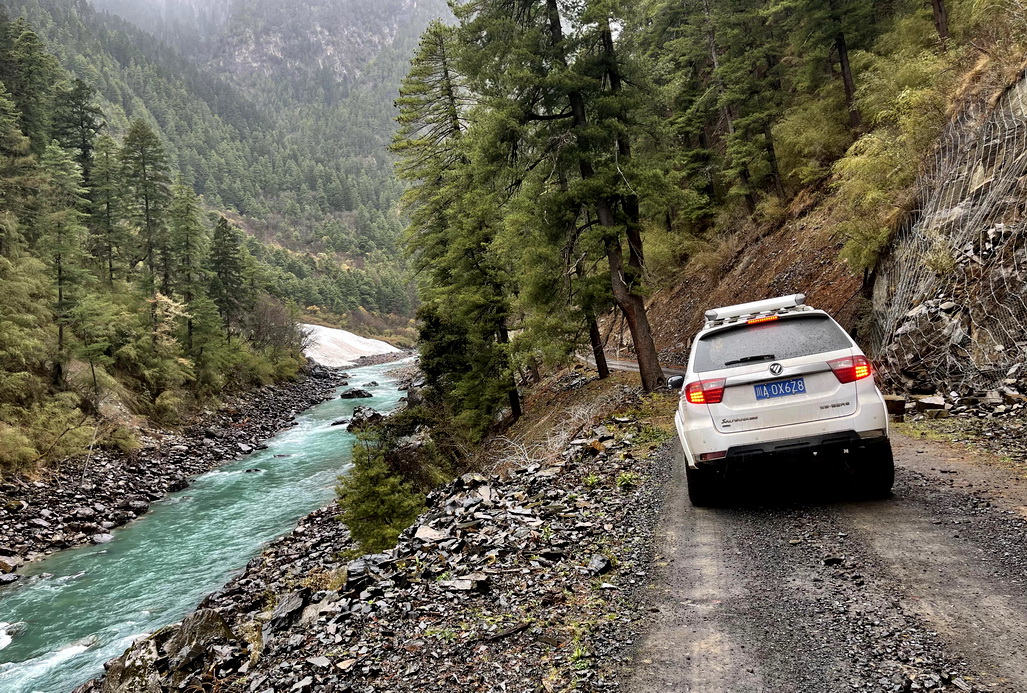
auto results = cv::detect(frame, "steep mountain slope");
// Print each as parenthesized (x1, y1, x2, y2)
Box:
(6, 0, 445, 317)
(90, 0, 232, 45)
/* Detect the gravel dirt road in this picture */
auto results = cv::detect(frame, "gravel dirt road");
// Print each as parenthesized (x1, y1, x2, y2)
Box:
(628, 431, 1027, 693)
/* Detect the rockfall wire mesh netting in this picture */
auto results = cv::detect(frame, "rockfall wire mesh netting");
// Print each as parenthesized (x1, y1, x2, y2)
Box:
(870, 69, 1027, 394)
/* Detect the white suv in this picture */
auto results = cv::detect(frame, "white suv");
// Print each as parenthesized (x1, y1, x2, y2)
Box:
(669, 294, 892, 506)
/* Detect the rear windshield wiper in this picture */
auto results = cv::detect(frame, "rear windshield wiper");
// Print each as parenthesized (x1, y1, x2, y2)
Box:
(723, 353, 776, 367)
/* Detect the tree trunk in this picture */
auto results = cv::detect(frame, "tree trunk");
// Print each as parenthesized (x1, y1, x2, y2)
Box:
(497, 323, 522, 421)
(930, 0, 949, 48)
(765, 124, 786, 198)
(54, 252, 64, 386)
(587, 310, 610, 379)
(836, 32, 862, 131)
(602, 230, 665, 391)
(738, 166, 757, 214)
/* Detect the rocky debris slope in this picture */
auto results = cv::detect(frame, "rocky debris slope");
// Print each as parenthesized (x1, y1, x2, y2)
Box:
(0, 364, 348, 582)
(75, 415, 670, 693)
(870, 72, 1027, 394)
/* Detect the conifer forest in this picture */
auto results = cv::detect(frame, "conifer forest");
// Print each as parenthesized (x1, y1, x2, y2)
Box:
(1, 0, 1025, 475)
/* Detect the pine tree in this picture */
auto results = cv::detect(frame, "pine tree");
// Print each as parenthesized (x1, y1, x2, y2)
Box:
(119, 118, 171, 294)
(39, 140, 90, 384)
(0, 19, 60, 155)
(53, 78, 104, 184)
(392, 20, 524, 430)
(208, 215, 247, 337)
(453, 0, 667, 391)
(168, 178, 208, 350)
(0, 83, 39, 257)
(88, 134, 129, 284)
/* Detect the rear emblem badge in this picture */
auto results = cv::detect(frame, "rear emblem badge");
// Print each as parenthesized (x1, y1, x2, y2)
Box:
(770, 363, 783, 375)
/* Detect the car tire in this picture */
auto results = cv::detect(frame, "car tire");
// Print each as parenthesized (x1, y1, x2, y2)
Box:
(857, 439, 894, 499)
(686, 463, 722, 507)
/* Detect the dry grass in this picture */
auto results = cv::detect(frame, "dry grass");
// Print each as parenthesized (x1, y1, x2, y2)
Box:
(475, 370, 644, 476)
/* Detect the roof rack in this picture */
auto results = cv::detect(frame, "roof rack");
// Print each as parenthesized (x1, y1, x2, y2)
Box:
(703, 293, 809, 328)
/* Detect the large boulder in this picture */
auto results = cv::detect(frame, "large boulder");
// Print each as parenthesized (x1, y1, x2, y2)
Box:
(73, 609, 241, 693)
(339, 389, 373, 399)
(347, 406, 383, 432)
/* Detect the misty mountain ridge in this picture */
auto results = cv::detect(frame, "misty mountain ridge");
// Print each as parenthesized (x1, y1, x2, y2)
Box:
(89, 0, 449, 90)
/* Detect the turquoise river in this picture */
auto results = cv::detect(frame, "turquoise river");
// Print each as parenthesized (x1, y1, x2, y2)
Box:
(0, 360, 408, 693)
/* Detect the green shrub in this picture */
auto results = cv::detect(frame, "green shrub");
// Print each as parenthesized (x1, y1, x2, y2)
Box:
(773, 90, 853, 186)
(336, 439, 425, 554)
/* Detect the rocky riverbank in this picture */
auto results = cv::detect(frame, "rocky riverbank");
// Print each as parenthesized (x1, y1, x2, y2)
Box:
(74, 397, 671, 693)
(349, 348, 417, 369)
(0, 363, 350, 582)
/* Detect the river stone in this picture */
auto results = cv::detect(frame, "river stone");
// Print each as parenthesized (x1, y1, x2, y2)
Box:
(0, 555, 23, 573)
(339, 389, 373, 399)
(91, 533, 114, 544)
(347, 406, 383, 432)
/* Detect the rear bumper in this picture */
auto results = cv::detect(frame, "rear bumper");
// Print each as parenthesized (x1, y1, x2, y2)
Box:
(711, 431, 890, 470)
(674, 386, 889, 470)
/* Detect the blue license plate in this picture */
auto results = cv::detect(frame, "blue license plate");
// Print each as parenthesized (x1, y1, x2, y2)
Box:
(754, 377, 806, 400)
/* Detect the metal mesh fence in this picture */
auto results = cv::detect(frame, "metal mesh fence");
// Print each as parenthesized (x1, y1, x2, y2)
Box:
(869, 69, 1027, 394)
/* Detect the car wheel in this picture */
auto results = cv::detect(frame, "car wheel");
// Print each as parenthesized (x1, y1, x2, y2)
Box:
(686, 462, 722, 507)
(857, 439, 894, 499)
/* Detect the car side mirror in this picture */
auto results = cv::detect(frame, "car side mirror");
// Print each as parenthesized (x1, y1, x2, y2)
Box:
(667, 375, 684, 390)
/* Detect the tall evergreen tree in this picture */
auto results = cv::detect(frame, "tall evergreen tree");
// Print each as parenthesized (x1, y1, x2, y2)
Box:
(454, 0, 667, 391)
(208, 215, 247, 337)
(168, 178, 208, 349)
(0, 19, 60, 155)
(392, 21, 524, 430)
(0, 83, 39, 257)
(88, 133, 128, 284)
(53, 78, 104, 183)
(119, 118, 171, 294)
(38, 140, 90, 384)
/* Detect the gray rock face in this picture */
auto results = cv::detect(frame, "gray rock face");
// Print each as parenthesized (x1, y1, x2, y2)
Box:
(74, 610, 239, 693)
(869, 73, 1027, 395)
(263, 590, 309, 641)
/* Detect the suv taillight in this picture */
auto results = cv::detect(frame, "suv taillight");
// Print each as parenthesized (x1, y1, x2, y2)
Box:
(684, 378, 726, 404)
(828, 355, 873, 384)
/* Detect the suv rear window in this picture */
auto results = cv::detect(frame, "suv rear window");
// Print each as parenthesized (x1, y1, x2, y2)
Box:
(693, 314, 852, 372)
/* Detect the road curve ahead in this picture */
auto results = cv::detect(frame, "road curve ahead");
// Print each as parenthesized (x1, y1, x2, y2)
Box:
(628, 433, 1027, 693)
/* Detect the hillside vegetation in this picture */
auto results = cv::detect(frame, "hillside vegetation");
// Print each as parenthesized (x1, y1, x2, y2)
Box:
(350, 0, 1027, 552)
(0, 8, 362, 476)
(6, 0, 428, 318)
(395, 0, 1027, 442)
